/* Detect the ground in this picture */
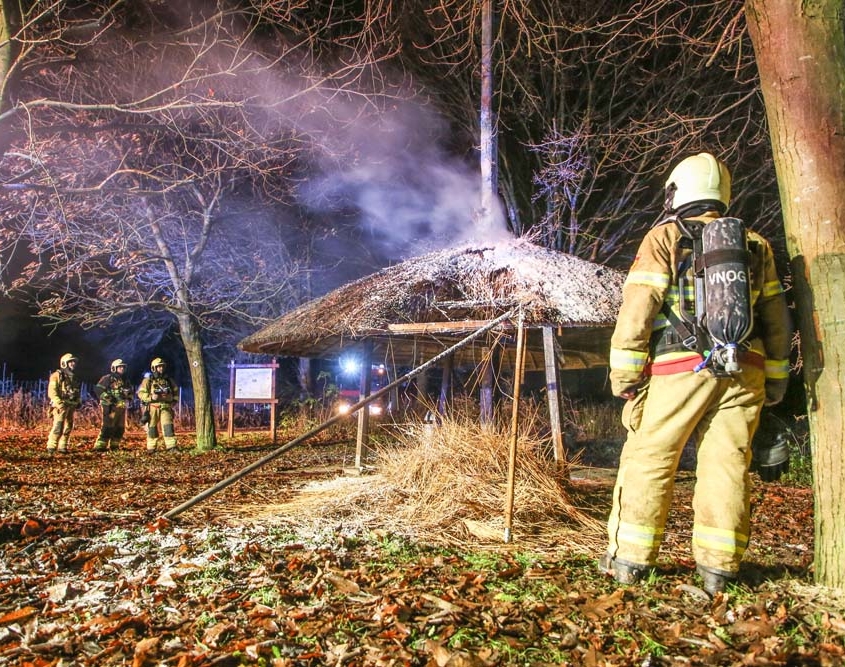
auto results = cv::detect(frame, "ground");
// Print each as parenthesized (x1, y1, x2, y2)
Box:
(0, 428, 843, 666)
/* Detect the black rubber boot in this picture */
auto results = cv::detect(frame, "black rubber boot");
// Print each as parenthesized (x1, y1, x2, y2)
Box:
(598, 554, 652, 584)
(696, 564, 737, 595)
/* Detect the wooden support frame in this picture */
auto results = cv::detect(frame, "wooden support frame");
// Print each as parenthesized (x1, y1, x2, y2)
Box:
(543, 326, 568, 475)
(504, 313, 527, 543)
(353, 340, 374, 470)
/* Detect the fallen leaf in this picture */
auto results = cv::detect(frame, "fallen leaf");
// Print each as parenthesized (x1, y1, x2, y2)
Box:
(0, 606, 37, 626)
(202, 621, 237, 648)
(132, 636, 159, 667)
(324, 573, 360, 594)
(21, 518, 45, 536)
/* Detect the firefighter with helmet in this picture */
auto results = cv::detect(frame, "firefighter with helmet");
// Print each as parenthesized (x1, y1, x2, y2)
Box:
(600, 152, 792, 595)
(46, 353, 82, 454)
(137, 358, 178, 451)
(93, 359, 134, 451)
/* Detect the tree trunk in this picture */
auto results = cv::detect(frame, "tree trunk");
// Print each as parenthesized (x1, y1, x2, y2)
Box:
(0, 0, 21, 156)
(176, 312, 217, 451)
(479, 0, 498, 232)
(746, 0, 845, 589)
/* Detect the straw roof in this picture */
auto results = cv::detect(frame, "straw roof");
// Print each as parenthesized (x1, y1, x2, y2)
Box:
(239, 238, 625, 370)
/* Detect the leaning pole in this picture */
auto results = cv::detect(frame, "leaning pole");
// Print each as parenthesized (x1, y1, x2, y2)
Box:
(163, 309, 517, 521)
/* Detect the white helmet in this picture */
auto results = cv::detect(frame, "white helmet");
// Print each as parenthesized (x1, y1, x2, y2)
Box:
(60, 353, 78, 369)
(665, 152, 731, 214)
(111, 358, 126, 372)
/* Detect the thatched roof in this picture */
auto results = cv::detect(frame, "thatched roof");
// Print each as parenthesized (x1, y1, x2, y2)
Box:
(239, 238, 625, 370)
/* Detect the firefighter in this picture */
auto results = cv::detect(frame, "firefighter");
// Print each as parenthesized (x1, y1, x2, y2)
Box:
(600, 153, 792, 595)
(93, 359, 134, 451)
(46, 353, 82, 454)
(137, 358, 178, 451)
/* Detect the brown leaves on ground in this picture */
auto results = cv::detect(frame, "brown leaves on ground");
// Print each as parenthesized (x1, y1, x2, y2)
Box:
(0, 429, 842, 666)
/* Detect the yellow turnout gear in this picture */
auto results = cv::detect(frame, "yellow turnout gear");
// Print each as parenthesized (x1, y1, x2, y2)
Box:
(604, 166, 792, 581)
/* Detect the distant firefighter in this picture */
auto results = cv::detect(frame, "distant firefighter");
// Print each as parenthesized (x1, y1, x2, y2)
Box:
(93, 359, 134, 451)
(137, 358, 178, 452)
(46, 353, 82, 454)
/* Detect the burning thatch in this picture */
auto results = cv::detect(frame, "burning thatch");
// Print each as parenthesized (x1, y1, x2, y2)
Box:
(239, 238, 625, 368)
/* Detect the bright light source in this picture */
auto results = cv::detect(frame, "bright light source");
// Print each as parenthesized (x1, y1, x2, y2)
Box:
(340, 356, 360, 376)
(337, 402, 352, 415)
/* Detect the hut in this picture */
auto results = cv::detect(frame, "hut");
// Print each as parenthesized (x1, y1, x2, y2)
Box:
(239, 237, 625, 468)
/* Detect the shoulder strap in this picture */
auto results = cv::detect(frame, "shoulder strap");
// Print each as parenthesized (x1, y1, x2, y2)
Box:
(660, 302, 698, 350)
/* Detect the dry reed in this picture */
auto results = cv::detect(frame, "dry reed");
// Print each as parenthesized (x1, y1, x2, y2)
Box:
(229, 407, 605, 553)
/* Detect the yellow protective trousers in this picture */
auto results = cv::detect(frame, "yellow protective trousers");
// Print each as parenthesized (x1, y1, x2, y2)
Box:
(146, 403, 177, 451)
(94, 404, 127, 450)
(47, 405, 76, 452)
(605, 363, 765, 574)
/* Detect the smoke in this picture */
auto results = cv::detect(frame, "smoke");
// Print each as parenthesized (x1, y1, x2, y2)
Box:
(118, 3, 512, 262)
(295, 100, 512, 261)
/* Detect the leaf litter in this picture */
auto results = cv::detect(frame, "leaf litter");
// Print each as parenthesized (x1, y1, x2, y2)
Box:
(0, 425, 842, 666)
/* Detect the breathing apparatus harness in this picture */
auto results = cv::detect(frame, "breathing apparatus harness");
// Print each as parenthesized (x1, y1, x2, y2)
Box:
(653, 211, 756, 377)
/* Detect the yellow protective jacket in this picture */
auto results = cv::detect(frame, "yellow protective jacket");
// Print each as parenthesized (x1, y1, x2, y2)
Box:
(48, 369, 81, 408)
(609, 213, 792, 399)
(137, 374, 177, 405)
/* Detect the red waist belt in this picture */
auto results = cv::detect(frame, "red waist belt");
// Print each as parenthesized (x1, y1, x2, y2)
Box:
(647, 350, 765, 376)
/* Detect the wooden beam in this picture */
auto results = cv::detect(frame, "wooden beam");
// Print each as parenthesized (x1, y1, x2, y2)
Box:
(354, 340, 373, 470)
(543, 326, 568, 476)
(504, 314, 526, 544)
(387, 320, 513, 334)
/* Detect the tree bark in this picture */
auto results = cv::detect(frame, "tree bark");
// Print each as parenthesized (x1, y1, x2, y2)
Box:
(479, 0, 498, 232)
(0, 0, 20, 156)
(746, 0, 845, 589)
(177, 311, 216, 451)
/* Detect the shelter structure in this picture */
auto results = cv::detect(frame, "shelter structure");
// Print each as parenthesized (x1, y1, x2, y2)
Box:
(239, 238, 626, 469)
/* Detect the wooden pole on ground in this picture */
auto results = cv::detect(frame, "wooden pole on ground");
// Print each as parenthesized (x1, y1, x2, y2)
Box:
(504, 312, 526, 543)
(162, 310, 516, 521)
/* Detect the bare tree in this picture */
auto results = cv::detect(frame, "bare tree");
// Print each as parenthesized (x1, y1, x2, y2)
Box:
(396, 1, 781, 265)
(0, 0, 414, 449)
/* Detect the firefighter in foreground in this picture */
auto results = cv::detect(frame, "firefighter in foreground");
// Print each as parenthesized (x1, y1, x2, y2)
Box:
(46, 353, 83, 454)
(601, 153, 792, 595)
(93, 359, 134, 451)
(137, 358, 178, 451)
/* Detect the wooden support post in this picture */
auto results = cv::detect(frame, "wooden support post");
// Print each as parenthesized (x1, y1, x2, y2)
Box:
(504, 313, 526, 543)
(437, 354, 453, 419)
(270, 359, 278, 444)
(480, 346, 495, 425)
(543, 326, 568, 476)
(227, 360, 236, 439)
(354, 340, 373, 470)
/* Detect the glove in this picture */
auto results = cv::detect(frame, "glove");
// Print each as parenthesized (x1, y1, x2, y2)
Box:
(140, 407, 151, 425)
(764, 378, 788, 406)
(751, 430, 790, 482)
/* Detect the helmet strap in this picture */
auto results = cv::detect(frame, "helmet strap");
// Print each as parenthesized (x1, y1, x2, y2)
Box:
(674, 200, 727, 218)
(663, 183, 677, 213)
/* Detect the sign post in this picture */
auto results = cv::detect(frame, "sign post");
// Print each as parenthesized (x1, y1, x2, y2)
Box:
(227, 359, 279, 442)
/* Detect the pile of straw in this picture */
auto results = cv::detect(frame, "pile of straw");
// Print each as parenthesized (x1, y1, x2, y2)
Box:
(238, 413, 605, 552)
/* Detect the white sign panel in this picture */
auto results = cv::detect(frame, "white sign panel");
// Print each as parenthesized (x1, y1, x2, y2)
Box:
(234, 368, 273, 399)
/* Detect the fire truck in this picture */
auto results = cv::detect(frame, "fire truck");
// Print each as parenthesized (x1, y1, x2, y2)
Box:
(335, 356, 388, 416)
